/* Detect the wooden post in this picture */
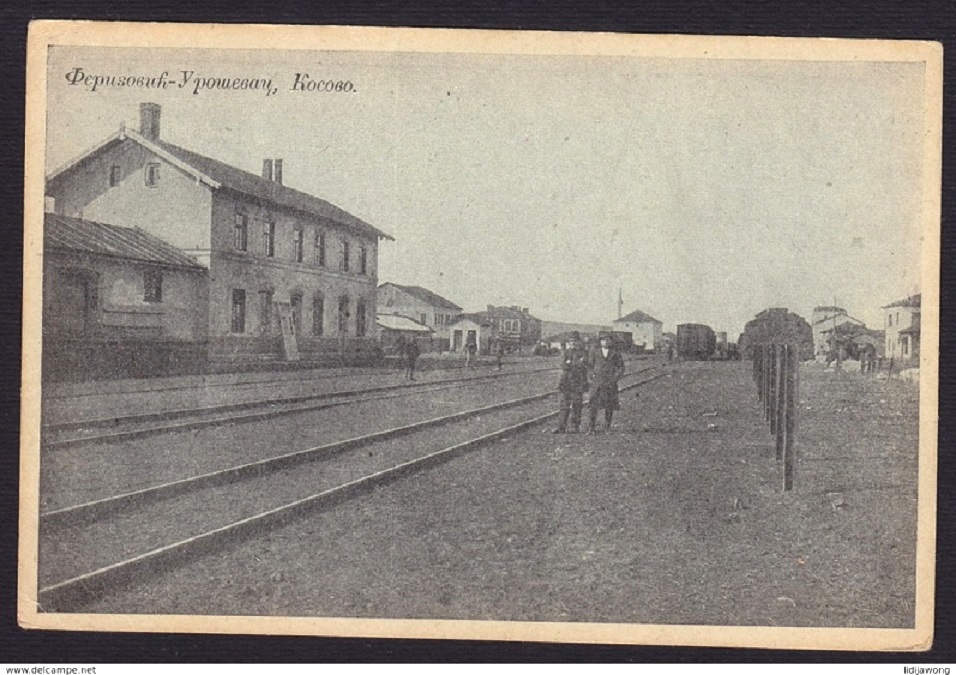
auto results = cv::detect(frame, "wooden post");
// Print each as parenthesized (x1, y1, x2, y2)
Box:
(771, 344, 790, 462)
(764, 344, 774, 423)
(782, 343, 797, 491)
(771, 344, 783, 434)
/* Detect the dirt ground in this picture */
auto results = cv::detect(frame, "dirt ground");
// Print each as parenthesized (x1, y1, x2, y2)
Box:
(87, 358, 921, 629)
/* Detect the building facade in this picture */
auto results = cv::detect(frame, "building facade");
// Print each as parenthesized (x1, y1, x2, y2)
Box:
(613, 310, 663, 352)
(448, 314, 494, 354)
(883, 294, 921, 365)
(377, 283, 462, 343)
(45, 102, 392, 364)
(811, 306, 864, 357)
(482, 305, 542, 350)
(42, 213, 209, 380)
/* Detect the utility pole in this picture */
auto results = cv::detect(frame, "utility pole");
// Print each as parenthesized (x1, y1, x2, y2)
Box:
(618, 287, 623, 320)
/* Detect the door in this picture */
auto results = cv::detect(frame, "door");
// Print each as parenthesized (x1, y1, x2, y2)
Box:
(55, 270, 95, 335)
(453, 330, 462, 351)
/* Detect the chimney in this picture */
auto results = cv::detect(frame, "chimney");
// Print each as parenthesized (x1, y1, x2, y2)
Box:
(273, 159, 283, 185)
(262, 159, 273, 181)
(139, 103, 161, 141)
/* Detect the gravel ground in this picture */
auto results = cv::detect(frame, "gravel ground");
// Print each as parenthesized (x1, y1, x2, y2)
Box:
(79, 359, 920, 629)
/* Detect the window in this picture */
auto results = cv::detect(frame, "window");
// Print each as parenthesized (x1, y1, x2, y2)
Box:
(290, 293, 302, 335)
(145, 163, 161, 187)
(359, 246, 368, 275)
(312, 293, 324, 336)
(109, 164, 121, 187)
(292, 228, 304, 263)
(258, 290, 274, 334)
(341, 240, 350, 272)
(421, 313, 428, 325)
(234, 211, 248, 251)
(231, 289, 246, 333)
(314, 231, 326, 266)
(357, 299, 367, 337)
(338, 295, 350, 334)
(503, 319, 519, 333)
(262, 220, 275, 257)
(143, 269, 163, 303)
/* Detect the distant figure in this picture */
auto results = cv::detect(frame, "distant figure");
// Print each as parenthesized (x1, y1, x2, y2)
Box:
(668, 343, 676, 362)
(554, 332, 589, 434)
(861, 343, 877, 374)
(587, 334, 626, 433)
(495, 340, 505, 369)
(465, 340, 478, 369)
(402, 338, 420, 381)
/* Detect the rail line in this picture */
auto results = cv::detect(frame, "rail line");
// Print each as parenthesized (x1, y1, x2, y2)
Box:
(42, 363, 566, 448)
(37, 369, 666, 612)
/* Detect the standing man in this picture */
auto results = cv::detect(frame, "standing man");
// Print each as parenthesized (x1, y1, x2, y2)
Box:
(495, 339, 505, 369)
(465, 339, 478, 369)
(553, 332, 589, 434)
(403, 337, 420, 381)
(587, 333, 626, 433)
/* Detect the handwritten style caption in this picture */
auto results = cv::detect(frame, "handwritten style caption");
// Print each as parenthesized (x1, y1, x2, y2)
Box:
(64, 69, 357, 97)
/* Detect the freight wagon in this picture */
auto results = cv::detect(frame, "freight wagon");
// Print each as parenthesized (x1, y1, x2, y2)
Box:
(676, 323, 716, 360)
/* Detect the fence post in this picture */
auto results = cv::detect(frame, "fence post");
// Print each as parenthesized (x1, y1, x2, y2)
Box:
(771, 343, 784, 435)
(782, 343, 797, 491)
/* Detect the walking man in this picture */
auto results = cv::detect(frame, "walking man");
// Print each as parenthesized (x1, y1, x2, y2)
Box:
(553, 332, 589, 434)
(587, 333, 625, 433)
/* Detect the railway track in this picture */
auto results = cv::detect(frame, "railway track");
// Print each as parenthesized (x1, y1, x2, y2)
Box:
(42, 363, 564, 449)
(37, 368, 666, 612)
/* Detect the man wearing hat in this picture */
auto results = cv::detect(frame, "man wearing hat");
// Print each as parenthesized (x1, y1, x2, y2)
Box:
(553, 331, 589, 433)
(587, 332, 625, 433)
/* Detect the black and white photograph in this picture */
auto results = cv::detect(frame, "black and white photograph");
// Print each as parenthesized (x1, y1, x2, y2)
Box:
(19, 22, 941, 650)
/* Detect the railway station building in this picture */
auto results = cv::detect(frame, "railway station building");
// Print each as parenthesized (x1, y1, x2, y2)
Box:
(45, 102, 393, 365)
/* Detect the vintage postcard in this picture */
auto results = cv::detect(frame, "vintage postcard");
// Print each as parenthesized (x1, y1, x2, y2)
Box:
(20, 22, 941, 650)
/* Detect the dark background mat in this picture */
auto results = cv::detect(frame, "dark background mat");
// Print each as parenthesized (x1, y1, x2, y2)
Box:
(2, 0, 953, 663)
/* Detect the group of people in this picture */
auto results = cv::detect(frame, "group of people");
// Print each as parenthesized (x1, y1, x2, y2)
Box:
(554, 332, 625, 435)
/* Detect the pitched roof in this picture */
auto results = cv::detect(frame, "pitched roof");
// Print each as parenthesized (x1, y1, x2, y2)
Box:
(813, 305, 846, 313)
(615, 309, 662, 325)
(376, 314, 434, 333)
(153, 139, 392, 241)
(883, 293, 921, 309)
(485, 305, 538, 319)
(44, 213, 205, 270)
(380, 283, 462, 310)
(47, 128, 392, 242)
(451, 312, 493, 326)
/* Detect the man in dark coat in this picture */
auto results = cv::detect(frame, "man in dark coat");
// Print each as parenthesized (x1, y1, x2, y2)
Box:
(554, 332, 589, 433)
(402, 338, 420, 381)
(587, 333, 626, 433)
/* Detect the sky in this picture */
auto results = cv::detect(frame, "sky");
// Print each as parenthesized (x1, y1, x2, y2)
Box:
(44, 46, 928, 337)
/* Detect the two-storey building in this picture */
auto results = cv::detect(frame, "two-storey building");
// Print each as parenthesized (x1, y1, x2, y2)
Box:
(883, 293, 921, 366)
(45, 103, 392, 363)
(377, 283, 462, 345)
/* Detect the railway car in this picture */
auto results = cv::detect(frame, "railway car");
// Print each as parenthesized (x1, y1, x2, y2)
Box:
(676, 323, 716, 360)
